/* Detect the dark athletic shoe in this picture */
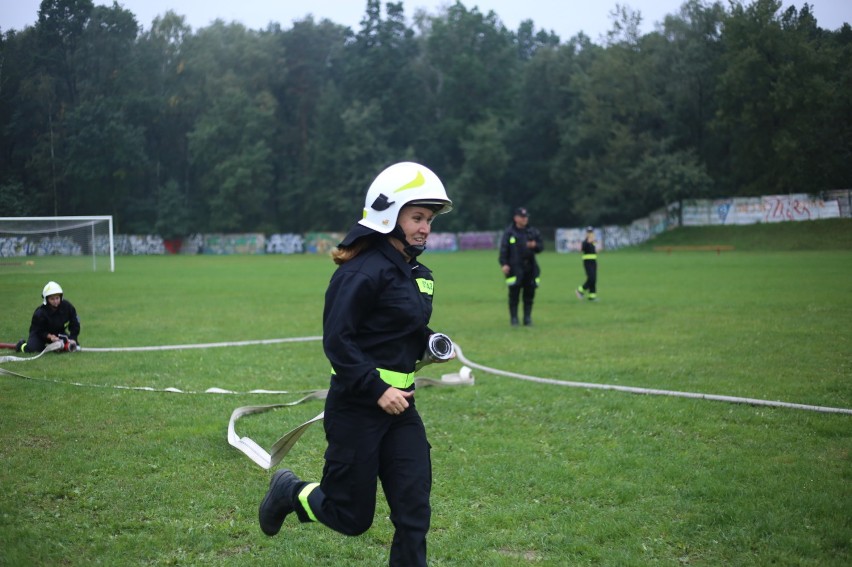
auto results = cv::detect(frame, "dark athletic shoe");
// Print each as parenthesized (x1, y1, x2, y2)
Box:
(259, 469, 300, 536)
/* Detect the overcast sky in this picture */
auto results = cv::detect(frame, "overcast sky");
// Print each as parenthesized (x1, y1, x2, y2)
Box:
(2, 0, 849, 42)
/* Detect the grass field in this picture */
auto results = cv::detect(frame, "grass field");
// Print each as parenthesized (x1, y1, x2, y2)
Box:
(1, 221, 850, 566)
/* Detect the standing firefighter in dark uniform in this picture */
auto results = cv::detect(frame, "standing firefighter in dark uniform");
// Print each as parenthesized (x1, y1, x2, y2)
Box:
(258, 162, 455, 567)
(499, 207, 543, 326)
(576, 226, 599, 301)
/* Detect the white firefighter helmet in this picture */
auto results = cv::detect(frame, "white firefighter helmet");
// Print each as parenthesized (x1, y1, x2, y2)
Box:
(359, 162, 452, 234)
(42, 281, 63, 304)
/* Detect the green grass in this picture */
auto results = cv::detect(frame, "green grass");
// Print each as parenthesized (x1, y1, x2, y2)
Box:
(1, 223, 850, 566)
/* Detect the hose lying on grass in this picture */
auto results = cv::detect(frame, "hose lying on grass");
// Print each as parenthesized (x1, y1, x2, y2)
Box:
(1, 336, 849, 470)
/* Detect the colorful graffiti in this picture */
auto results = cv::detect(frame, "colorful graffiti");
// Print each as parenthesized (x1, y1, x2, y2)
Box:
(556, 192, 847, 252)
(5, 192, 845, 258)
(0, 236, 83, 257)
(684, 194, 841, 226)
(201, 234, 266, 255)
(265, 234, 304, 254)
(113, 235, 165, 255)
(303, 232, 345, 255)
(426, 232, 458, 252)
(457, 231, 499, 251)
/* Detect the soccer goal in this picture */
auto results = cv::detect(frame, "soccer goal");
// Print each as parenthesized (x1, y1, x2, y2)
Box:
(0, 216, 115, 272)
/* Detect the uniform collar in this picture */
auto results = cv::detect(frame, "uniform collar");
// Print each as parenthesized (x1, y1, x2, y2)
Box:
(377, 237, 417, 274)
(339, 222, 378, 247)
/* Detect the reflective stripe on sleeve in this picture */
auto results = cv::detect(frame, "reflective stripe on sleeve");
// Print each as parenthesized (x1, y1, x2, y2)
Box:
(298, 483, 321, 522)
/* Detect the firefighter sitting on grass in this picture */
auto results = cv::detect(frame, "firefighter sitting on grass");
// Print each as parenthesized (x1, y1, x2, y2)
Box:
(15, 281, 80, 353)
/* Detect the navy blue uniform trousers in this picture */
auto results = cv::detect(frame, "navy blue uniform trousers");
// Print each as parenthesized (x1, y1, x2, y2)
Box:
(302, 388, 432, 567)
(582, 259, 597, 294)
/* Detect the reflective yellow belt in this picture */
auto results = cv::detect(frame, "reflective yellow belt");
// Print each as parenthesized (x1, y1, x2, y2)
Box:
(377, 368, 416, 388)
(331, 368, 416, 389)
(582, 254, 597, 260)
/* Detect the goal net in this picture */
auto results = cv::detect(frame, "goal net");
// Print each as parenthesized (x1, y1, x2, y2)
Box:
(0, 216, 115, 273)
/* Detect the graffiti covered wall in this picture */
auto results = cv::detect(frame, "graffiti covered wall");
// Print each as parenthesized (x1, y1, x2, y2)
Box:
(265, 234, 304, 254)
(683, 194, 841, 226)
(427, 232, 459, 252)
(114, 235, 166, 255)
(5, 192, 847, 258)
(200, 234, 266, 255)
(557, 191, 848, 253)
(556, 228, 598, 254)
(303, 232, 345, 255)
(556, 203, 678, 252)
(457, 231, 500, 251)
(0, 236, 88, 257)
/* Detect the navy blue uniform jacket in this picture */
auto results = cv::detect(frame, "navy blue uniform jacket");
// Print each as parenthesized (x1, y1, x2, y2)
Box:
(323, 238, 434, 406)
(498, 223, 543, 283)
(29, 299, 80, 343)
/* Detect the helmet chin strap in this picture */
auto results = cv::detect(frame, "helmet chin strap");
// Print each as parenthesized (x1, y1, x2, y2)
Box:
(389, 225, 426, 258)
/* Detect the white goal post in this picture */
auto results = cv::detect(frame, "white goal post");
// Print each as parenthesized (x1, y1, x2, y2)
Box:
(0, 216, 115, 272)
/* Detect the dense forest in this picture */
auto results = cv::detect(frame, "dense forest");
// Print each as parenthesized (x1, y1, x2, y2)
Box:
(0, 0, 849, 235)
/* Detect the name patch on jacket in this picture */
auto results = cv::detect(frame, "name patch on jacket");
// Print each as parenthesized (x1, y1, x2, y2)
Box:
(416, 278, 434, 295)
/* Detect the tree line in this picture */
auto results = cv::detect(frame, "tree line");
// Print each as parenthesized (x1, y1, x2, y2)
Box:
(0, 0, 849, 235)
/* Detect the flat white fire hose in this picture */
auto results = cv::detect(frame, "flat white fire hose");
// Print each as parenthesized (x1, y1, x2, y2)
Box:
(80, 336, 323, 352)
(227, 371, 475, 469)
(453, 345, 852, 416)
(1, 335, 849, 471)
(0, 340, 63, 363)
(227, 391, 329, 470)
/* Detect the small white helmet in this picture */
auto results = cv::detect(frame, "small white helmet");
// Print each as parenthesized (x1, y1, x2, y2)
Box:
(359, 162, 452, 234)
(42, 281, 63, 304)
